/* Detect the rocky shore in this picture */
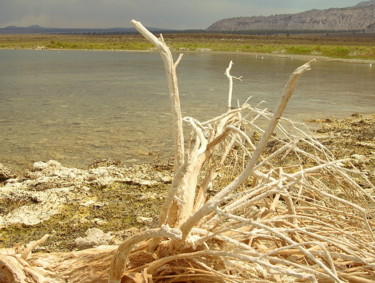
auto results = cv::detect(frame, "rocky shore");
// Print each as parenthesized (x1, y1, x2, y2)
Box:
(307, 113, 375, 184)
(0, 113, 374, 252)
(0, 160, 173, 252)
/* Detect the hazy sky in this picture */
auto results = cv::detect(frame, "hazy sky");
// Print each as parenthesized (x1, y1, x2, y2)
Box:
(0, 0, 366, 29)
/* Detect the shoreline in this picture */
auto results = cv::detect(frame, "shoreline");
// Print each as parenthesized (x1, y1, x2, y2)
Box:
(1, 46, 375, 65)
(173, 49, 375, 64)
(1, 112, 374, 177)
(0, 113, 374, 252)
(1, 112, 374, 179)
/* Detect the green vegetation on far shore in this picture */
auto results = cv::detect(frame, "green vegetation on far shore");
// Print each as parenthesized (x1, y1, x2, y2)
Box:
(0, 32, 374, 60)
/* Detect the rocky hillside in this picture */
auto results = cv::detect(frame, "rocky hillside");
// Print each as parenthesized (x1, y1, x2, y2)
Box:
(355, 0, 375, 7)
(208, 0, 375, 32)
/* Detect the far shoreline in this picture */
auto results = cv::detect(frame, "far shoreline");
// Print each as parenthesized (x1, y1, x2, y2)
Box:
(1, 46, 375, 65)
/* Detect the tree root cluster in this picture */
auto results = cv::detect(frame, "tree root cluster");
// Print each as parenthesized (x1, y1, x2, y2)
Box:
(1, 21, 374, 283)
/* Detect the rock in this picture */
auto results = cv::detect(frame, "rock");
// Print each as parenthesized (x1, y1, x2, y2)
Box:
(136, 216, 153, 226)
(88, 159, 121, 169)
(74, 228, 113, 248)
(0, 160, 172, 229)
(47, 160, 62, 167)
(0, 163, 12, 181)
(32, 161, 49, 171)
(81, 200, 96, 207)
(351, 113, 362, 118)
(0, 202, 61, 226)
(351, 154, 369, 165)
(0, 187, 74, 226)
(324, 118, 334, 123)
(92, 218, 107, 226)
(81, 200, 106, 208)
(32, 160, 62, 172)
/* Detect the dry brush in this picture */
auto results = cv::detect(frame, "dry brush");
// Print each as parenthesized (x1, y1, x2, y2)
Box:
(1, 20, 374, 283)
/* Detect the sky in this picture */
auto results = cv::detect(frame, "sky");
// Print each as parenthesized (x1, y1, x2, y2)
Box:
(0, 0, 366, 30)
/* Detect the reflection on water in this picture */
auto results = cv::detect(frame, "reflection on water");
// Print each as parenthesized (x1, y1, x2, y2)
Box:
(0, 50, 374, 172)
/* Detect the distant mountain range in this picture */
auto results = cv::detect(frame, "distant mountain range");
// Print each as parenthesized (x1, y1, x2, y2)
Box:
(2, 1, 375, 35)
(208, 0, 375, 32)
(0, 25, 172, 35)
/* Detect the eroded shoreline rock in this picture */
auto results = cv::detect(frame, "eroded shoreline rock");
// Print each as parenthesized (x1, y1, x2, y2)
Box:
(0, 160, 172, 228)
(0, 163, 12, 182)
(74, 228, 114, 249)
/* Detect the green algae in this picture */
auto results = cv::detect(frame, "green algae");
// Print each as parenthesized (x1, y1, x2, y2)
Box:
(0, 197, 38, 215)
(0, 182, 167, 252)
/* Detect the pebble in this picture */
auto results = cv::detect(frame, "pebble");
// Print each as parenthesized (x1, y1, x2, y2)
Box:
(74, 228, 113, 248)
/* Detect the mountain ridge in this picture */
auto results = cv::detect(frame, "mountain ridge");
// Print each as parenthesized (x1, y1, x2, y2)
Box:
(355, 0, 375, 7)
(0, 25, 174, 35)
(208, 1, 375, 32)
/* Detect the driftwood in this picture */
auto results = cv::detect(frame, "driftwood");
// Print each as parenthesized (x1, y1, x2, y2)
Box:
(1, 20, 374, 283)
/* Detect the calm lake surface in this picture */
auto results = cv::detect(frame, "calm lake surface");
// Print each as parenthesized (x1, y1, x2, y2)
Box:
(0, 49, 374, 172)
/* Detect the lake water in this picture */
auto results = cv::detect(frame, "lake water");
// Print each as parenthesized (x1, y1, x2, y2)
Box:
(0, 49, 374, 172)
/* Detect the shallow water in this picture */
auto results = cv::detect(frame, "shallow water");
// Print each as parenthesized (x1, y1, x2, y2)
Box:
(0, 49, 374, 172)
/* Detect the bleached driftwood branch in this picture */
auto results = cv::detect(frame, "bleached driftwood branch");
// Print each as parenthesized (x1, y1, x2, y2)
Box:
(225, 60, 242, 111)
(131, 20, 184, 173)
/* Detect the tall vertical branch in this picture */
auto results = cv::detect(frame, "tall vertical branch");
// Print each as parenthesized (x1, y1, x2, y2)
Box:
(226, 61, 234, 111)
(131, 20, 184, 173)
(225, 60, 242, 111)
(131, 20, 188, 228)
